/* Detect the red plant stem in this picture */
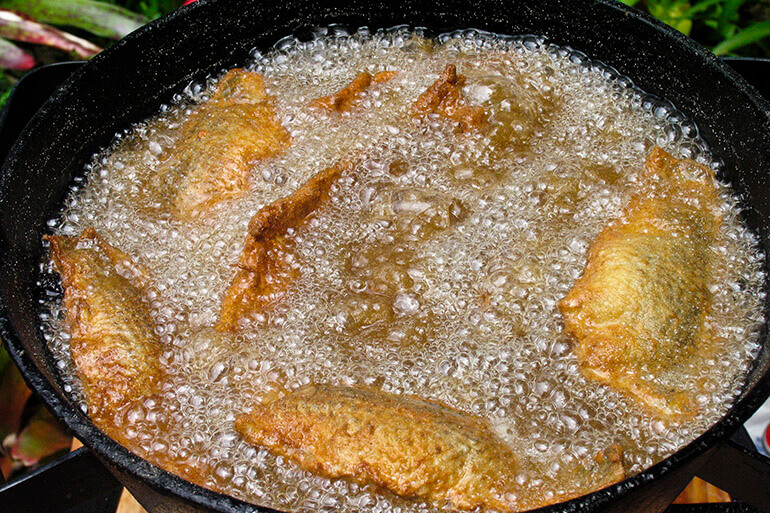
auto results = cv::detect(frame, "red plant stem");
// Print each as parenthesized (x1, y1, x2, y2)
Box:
(0, 9, 101, 58)
(0, 36, 34, 70)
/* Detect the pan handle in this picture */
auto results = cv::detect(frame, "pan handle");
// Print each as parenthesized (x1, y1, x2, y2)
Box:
(695, 426, 770, 512)
(0, 446, 122, 513)
(0, 61, 85, 171)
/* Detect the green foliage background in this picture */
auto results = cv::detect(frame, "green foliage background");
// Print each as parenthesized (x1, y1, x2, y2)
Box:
(622, 0, 770, 56)
(102, 0, 180, 20)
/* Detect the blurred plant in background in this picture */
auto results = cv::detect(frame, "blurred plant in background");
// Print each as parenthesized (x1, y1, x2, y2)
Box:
(0, 0, 183, 108)
(621, 0, 770, 55)
(0, 345, 72, 481)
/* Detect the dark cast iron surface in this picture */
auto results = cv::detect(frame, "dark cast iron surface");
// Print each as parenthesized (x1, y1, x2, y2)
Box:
(1, 0, 770, 511)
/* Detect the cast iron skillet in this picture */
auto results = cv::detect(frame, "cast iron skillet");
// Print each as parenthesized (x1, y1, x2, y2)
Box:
(1, 0, 770, 511)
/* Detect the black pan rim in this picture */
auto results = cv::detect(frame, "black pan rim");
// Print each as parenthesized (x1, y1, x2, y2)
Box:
(2, 0, 770, 511)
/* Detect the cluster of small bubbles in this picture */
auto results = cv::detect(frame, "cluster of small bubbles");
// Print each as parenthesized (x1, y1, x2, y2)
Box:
(37, 27, 766, 512)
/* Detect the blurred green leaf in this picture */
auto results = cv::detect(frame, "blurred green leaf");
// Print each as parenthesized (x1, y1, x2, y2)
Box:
(0, 9, 101, 58)
(0, 36, 34, 70)
(648, 0, 694, 35)
(0, 0, 149, 39)
(103, 0, 180, 20)
(0, 344, 9, 373)
(681, 0, 717, 15)
(10, 407, 71, 466)
(717, 0, 748, 33)
(713, 20, 770, 54)
(628, 0, 770, 57)
(619, 0, 643, 6)
(0, 50, 14, 107)
(0, 89, 10, 110)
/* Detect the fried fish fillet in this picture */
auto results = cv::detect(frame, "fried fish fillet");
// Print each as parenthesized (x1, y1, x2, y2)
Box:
(47, 228, 211, 485)
(216, 162, 353, 332)
(47, 228, 158, 417)
(412, 64, 487, 132)
(161, 69, 291, 219)
(235, 384, 625, 511)
(310, 71, 397, 113)
(559, 147, 722, 419)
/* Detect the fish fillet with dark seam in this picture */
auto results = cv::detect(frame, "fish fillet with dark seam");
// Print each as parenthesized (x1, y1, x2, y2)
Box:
(559, 147, 722, 419)
(47, 228, 209, 484)
(158, 69, 291, 220)
(235, 384, 625, 511)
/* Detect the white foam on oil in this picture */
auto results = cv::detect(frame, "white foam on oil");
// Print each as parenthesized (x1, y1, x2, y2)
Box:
(40, 27, 765, 511)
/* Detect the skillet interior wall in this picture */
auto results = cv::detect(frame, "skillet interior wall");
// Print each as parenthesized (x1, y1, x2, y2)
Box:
(0, 0, 769, 511)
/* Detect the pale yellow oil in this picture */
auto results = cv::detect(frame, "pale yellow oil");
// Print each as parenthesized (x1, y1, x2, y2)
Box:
(41, 28, 765, 512)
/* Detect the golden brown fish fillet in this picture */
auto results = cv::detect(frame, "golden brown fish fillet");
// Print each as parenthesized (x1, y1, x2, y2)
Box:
(216, 162, 353, 332)
(235, 384, 625, 511)
(47, 228, 210, 486)
(47, 228, 158, 417)
(161, 69, 291, 219)
(412, 64, 487, 133)
(310, 71, 397, 113)
(559, 147, 722, 419)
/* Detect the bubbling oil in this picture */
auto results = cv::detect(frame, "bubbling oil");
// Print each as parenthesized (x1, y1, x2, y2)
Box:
(41, 27, 765, 511)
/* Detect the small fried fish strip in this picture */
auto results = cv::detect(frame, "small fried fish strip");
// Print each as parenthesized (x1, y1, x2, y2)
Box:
(559, 147, 721, 419)
(166, 69, 290, 219)
(310, 71, 396, 113)
(217, 162, 352, 332)
(235, 385, 625, 511)
(412, 64, 487, 132)
(47, 228, 158, 417)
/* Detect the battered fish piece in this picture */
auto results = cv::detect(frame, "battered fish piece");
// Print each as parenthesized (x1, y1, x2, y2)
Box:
(47, 228, 158, 417)
(412, 64, 487, 132)
(47, 228, 211, 485)
(235, 385, 625, 511)
(217, 162, 353, 332)
(559, 147, 722, 419)
(161, 69, 291, 219)
(310, 71, 396, 113)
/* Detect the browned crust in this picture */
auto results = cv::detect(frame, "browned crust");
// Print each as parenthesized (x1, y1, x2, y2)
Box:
(170, 69, 291, 220)
(46, 229, 213, 488)
(558, 147, 721, 420)
(46, 228, 158, 417)
(216, 162, 354, 332)
(412, 64, 487, 132)
(235, 384, 625, 511)
(309, 71, 397, 113)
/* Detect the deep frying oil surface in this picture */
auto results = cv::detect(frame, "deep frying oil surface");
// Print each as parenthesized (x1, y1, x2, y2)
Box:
(41, 28, 765, 511)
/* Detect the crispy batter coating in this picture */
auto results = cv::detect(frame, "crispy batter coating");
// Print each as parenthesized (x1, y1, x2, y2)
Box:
(162, 69, 291, 219)
(310, 71, 396, 113)
(559, 147, 721, 419)
(47, 228, 158, 417)
(235, 385, 625, 511)
(216, 162, 352, 332)
(47, 228, 211, 485)
(412, 64, 487, 132)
